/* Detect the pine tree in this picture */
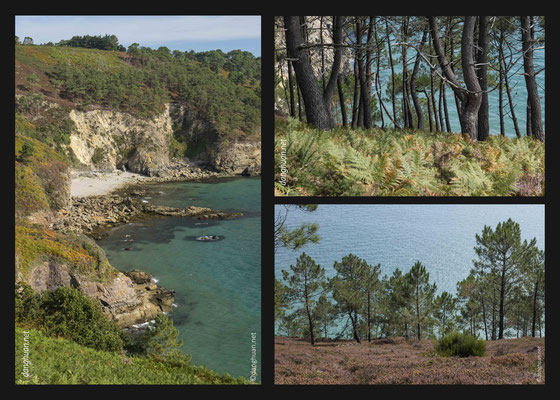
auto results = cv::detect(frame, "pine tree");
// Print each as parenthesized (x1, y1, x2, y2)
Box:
(282, 252, 327, 345)
(406, 261, 437, 340)
(473, 219, 539, 339)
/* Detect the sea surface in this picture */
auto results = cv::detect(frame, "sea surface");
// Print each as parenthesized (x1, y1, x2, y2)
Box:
(275, 204, 544, 298)
(97, 177, 261, 380)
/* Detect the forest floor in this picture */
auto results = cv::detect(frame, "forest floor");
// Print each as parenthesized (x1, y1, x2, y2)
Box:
(274, 336, 545, 384)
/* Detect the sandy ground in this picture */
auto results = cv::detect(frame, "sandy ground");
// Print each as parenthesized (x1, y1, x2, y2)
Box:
(70, 171, 149, 197)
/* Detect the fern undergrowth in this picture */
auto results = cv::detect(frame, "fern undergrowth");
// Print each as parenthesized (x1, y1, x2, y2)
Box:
(274, 117, 544, 197)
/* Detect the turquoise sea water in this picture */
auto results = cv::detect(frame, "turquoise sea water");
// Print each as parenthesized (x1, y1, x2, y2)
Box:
(275, 204, 544, 298)
(97, 177, 261, 380)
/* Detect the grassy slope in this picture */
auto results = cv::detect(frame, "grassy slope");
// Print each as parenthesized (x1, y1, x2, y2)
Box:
(15, 327, 250, 384)
(274, 336, 544, 384)
(274, 117, 544, 196)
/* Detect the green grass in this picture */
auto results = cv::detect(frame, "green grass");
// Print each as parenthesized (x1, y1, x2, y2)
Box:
(274, 117, 544, 196)
(16, 45, 126, 74)
(15, 327, 251, 384)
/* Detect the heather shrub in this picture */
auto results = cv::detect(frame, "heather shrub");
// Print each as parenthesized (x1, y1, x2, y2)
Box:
(435, 331, 486, 357)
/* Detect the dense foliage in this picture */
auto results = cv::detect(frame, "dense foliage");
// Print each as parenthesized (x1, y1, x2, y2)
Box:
(57, 34, 126, 51)
(15, 286, 251, 384)
(16, 285, 124, 352)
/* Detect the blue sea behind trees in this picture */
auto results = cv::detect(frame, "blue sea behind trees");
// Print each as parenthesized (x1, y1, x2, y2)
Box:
(336, 24, 545, 138)
(97, 177, 261, 381)
(275, 205, 544, 335)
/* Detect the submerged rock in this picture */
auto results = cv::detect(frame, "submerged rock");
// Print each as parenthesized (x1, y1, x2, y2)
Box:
(195, 235, 223, 241)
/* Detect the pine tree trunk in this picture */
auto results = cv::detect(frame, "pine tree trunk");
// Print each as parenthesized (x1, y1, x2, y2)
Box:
(504, 54, 521, 137)
(337, 76, 348, 126)
(283, 16, 340, 130)
(520, 16, 544, 141)
(356, 18, 372, 128)
(460, 16, 483, 140)
(476, 16, 489, 140)
(424, 91, 434, 132)
(532, 280, 538, 337)
(498, 32, 505, 136)
(386, 18, 398, 127)
(410, 29, 428, 131)
(287, 60, 296, 118)
(351, 54, 359, 128)
(430, 72, 440, 132)
(498, 262, 506, 339)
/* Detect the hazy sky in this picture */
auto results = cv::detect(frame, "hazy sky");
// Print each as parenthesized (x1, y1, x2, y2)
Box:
(15, 15, 261, 56)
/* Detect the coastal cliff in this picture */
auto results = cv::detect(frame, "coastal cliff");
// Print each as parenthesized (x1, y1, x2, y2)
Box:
(67, 103, 261, 176)
(15, 43, 259, 329)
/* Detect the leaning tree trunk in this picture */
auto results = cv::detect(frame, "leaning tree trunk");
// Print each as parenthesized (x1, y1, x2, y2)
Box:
(520, 16, 544, 141)
(500, 34, 521, 137)
(430, 72, 440, 132)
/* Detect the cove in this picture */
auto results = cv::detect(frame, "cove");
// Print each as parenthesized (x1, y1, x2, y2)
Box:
(97, 177, 261, 380)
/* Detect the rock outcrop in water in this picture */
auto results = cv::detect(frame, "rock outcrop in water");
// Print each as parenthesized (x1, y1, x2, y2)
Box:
(53, 190, 243, 237)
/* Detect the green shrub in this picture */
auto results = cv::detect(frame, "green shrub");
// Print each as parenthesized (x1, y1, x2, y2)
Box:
(16, 286, 124, 352)
(90, 147, 105, 165)
(434, 331, 486, 357)
(15, 283, 42, 326)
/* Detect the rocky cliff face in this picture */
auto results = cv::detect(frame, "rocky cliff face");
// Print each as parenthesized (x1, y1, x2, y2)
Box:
(23, 261, 174, 328)
(68, 102, 260, 176)
(69, 105, 174, 175)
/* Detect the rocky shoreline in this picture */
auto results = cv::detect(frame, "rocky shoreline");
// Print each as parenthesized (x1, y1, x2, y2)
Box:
(56, 162, 249, 239)
(50, 164, 253, 328)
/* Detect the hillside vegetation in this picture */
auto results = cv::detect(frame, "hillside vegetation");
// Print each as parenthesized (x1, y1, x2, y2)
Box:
(275, 336, 544, 384)
(274, 117, 544, 196)
(16, 327, 249, 384)
(16, 44, 260, 136)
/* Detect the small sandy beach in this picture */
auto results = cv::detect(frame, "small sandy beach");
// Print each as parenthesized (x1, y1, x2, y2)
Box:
(70, 171, 149, 198)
